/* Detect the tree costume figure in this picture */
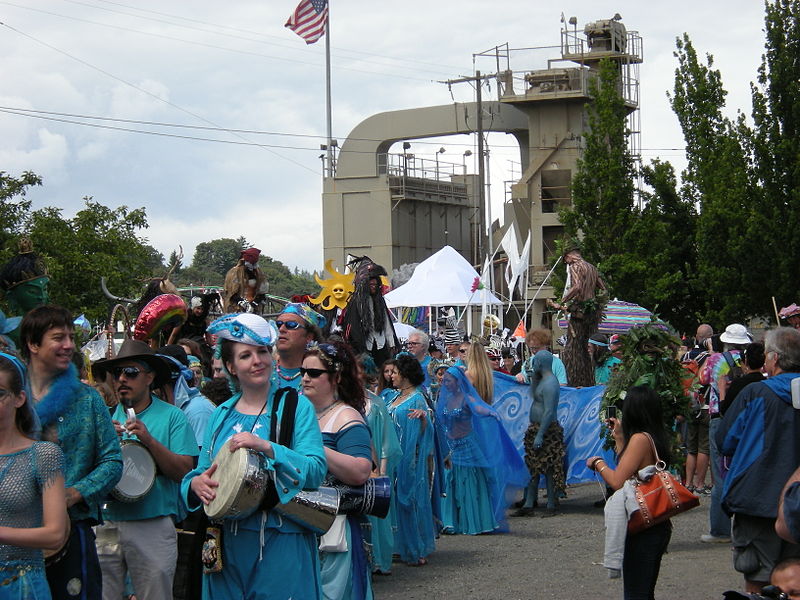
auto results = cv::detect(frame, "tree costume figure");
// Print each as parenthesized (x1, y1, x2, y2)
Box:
(340, 256, 398, 366)
(0, 237, 50, 315)
(222, 247, 268, 313)
(549, 247, 606, 386)
(308, 259, 354, 336)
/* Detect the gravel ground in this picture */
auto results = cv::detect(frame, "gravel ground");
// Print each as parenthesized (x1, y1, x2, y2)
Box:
(372, 482, 740, 599)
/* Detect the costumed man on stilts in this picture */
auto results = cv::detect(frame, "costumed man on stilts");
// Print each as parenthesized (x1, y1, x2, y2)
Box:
(222, 247, 268, 314)
(548, 245, 606, 387)
(340, 256, 399, 366)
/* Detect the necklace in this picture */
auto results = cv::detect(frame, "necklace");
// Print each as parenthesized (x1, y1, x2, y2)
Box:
(316, 400, 342, 421)
(275, 362, 301, 381)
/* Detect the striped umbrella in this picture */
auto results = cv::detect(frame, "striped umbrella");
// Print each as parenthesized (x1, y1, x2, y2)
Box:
(558, 300, 654, 334)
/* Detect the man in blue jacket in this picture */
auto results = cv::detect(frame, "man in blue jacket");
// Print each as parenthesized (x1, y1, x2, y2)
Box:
(717, 327, 800, 594)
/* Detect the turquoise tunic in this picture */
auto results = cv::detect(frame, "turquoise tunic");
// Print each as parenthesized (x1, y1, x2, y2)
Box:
(318, 422, 374, 600)
(386, 389, 436, 563)
(364, 392, 401, 573)
(180, 388, 327, 600)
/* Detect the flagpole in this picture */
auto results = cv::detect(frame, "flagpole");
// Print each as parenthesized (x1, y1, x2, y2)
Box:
(324, 2, 333, 177)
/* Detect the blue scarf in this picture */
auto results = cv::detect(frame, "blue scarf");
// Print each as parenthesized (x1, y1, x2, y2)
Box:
(34, 363, 83, 428)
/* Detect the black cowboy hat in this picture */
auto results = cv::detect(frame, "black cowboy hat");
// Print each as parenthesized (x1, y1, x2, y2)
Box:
(92, 339, 174, 387)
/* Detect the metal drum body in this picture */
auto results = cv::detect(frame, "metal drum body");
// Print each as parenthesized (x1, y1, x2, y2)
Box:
(274, 487, 340, 535)
(204, 440, 269, 520)
(112, 439, 156, 502)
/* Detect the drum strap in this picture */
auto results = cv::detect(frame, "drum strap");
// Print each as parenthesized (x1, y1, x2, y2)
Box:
(260, 387, 299, 511)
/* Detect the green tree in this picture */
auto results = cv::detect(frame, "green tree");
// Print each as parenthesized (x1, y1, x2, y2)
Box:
(192, 238, 247, 276)
(560, 58, 636, 272)
(613, 160, 699, 333)
(0, 171, 41, 257)
(26, 199, 155, 323)
(750, 0, 800, 312)
(670, 34, 757, 326)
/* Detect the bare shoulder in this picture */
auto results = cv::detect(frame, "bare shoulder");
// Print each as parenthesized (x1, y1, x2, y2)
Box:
(334, 405, 366, 431)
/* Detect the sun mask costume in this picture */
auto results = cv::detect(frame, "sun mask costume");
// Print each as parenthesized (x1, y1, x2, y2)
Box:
(223, 247, 268, 314)
(309, 260, 354, 335)
(340, 256, 399, 367)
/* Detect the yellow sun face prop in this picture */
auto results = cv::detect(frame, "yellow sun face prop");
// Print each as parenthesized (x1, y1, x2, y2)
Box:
(310, 260, 355, 310)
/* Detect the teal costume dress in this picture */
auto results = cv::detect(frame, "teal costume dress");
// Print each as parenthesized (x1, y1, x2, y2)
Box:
(317, 405, 374, 600)
(180, 388, 327, 600)
(0, 441, 63, 600)
(364, 390, 401, 573)
(386, 388, 436, 563)
(437, 368, 529, 534)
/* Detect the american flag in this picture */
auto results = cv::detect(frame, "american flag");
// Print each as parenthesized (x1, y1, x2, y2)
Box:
(285, 0, 328, 45)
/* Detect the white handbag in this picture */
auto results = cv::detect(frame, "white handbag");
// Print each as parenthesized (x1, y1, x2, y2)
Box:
(318, 514, 348, 552)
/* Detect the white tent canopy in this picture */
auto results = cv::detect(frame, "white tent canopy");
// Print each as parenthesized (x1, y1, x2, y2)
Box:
(384, 246, 503, 308)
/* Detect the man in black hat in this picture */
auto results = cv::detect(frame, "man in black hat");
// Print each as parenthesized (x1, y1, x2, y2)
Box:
(92, 340, 198, 600)
(21, 305, 122, 600)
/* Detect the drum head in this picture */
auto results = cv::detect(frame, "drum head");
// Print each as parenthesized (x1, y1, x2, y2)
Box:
(205, 440, 248, 520)
(113, 440, 156, 502)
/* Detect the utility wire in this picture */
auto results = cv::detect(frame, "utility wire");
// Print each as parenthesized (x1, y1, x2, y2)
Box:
(57, 0, 463, 76)
(0, 1, 442, 82)
(0, 21, 317, 173)
(81, 0, 466, 73)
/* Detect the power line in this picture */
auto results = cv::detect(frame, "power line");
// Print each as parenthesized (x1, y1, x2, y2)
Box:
(57, 0, 463, 76)
(79, 0, 466, 73)
(0, 1, 443, 82)
(0, 21, 317, 173)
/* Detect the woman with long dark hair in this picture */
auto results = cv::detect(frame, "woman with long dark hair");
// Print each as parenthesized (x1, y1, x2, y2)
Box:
(586, 385, 672, 600)
(301, 340, 374, 600)
(386, 354, 435, 566)
(377, 359, 397, 401)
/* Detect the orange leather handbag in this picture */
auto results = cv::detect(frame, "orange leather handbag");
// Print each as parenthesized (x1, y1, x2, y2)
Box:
(627, 433, 700, 534)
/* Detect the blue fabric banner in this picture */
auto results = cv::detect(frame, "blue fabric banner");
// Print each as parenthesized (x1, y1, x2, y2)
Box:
(492, 372, 617, 483)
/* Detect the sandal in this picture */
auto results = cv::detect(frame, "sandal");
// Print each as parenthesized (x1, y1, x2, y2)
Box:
(407, 557, 428, 567)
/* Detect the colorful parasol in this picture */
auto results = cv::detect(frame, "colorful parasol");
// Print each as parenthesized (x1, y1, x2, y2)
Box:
(558, 299, 655, 334)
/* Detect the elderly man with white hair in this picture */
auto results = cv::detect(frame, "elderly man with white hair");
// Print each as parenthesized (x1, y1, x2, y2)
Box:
(407, 329, 432, 388)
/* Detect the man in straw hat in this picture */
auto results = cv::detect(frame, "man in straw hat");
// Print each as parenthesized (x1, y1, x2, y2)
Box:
(92, 339, 198, 600)
(20, 305, 122, 600)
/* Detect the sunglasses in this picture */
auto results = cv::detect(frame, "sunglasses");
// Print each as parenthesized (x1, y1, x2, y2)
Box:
(458, 348, 468, 354)
(300, 367, 332, 379)
(276, 320, 307, 331)
(489, 357, 500, 361)
(111, 366, 146, 379)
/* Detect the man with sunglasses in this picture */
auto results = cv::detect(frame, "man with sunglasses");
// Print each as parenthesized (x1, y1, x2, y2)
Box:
(92, 339, 198, 600)
(272, 302, 325, 393)
(20, 305, 123, 600)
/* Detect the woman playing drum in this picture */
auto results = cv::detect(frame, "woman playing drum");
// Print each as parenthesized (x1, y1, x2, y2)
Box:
(302, 340, 373, 600)
(180, 313, 327, 600)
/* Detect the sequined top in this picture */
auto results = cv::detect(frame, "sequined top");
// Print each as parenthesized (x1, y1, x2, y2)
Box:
(0, 441, 63, 571)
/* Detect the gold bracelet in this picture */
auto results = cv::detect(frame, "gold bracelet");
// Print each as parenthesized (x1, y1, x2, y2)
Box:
(591, 458, 604, 471)
(598, 465, 607, 474)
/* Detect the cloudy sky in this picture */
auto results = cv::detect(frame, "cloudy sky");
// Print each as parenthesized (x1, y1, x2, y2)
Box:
(0, 1, 766, 273)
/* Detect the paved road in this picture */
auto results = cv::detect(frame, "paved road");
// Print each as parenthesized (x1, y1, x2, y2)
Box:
(373, 482, 740, 599)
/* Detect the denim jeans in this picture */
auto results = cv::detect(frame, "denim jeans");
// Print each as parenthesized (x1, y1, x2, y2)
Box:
(709, 417, 732, 537)
(623, 520, 672, 600)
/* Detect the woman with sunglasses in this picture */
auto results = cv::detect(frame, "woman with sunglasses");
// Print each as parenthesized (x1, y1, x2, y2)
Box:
(301, 340, 374, 600)
(0, 352, 67, 600)
(386, 354, 436, 566)
(181, 313, 327, 600)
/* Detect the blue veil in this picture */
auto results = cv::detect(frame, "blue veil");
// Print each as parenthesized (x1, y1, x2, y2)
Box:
(436, 367, 529, 530)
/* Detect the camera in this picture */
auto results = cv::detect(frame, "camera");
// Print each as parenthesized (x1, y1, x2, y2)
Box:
(606, 406, 617, 420)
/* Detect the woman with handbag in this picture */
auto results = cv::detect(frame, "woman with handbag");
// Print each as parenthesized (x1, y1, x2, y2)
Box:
(302, 340, 374, 600)
(386, 354, 436, 566)
(586, 385, 674, 600)
(181, 313, 327, 600)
